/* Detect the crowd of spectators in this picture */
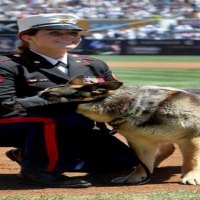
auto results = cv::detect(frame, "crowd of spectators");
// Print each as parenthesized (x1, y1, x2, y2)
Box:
(1, 0, 200, 20)
(86, 21, 200, 40)
(0, 0, 200, 40)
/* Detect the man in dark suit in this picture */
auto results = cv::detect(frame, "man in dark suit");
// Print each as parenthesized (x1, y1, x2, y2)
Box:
(0, 13, 140, 187)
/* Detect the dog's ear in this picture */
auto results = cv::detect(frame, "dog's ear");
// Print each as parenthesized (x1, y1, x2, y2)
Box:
(38, 84, 79, 102)
(68, 75, 123, 90)
(80, 81, 123, 92)
(96, 81, 123, 90)
(38, 75, 86, 98)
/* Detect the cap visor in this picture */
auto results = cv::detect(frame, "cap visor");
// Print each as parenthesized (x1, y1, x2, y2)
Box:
(32, 24, 83, 31)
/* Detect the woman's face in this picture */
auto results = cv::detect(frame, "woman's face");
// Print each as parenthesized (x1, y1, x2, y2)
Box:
(22, 29, 81, 53)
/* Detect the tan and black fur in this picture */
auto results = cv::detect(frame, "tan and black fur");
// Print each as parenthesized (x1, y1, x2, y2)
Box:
(39, 76, 200, 185)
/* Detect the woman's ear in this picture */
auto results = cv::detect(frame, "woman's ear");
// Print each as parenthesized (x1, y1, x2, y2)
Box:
(21, 35, 33, 43)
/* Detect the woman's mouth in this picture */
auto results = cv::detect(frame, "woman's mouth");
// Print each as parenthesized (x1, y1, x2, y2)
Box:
(57, 41, 75, 45)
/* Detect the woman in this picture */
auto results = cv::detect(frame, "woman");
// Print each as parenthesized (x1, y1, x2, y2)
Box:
(0, 13, 139, 187)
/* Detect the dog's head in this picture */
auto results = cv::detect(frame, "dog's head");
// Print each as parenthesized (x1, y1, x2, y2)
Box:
(39, 75, 123, 103)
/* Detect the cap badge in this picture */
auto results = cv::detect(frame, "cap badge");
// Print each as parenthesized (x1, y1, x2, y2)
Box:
(59, 17, 71, 23)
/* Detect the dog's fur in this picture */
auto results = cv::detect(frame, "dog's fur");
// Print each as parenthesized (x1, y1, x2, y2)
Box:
(39, 76, 200, 185)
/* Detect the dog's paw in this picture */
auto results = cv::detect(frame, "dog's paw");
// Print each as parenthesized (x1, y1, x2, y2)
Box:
(181, 171, 200, 185)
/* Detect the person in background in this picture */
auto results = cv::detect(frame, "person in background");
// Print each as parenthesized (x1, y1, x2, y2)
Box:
(0, 13, 140, 187)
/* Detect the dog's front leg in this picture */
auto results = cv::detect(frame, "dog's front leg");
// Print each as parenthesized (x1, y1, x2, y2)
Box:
(178, 137, 200, 185)
(111, 139, 158, 185)
(154, 143, 176, 168)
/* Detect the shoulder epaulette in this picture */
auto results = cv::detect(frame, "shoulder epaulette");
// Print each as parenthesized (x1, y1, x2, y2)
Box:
(80, 57, 101, 62)
(0, 53, 23, 63)
(7, 53, 21, 59)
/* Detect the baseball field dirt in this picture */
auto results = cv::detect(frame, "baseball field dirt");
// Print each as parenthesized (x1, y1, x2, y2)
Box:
(0, 135, 199, 197)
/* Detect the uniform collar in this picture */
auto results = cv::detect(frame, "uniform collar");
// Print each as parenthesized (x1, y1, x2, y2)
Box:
(30, 49, 68, 66)
(19, 49, 91, 81)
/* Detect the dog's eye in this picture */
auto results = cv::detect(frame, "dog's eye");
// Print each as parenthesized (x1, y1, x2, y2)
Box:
(98, 88, 107, 93)
(91, 89, 107, 96)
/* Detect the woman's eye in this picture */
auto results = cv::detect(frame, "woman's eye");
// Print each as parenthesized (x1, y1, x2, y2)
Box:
(48, 31, 79, 36)
(69, 32, 78, 36)
(49, 32, 61, 36)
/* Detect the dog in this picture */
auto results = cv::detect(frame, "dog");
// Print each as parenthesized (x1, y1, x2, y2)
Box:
(39, 75, 200, 185)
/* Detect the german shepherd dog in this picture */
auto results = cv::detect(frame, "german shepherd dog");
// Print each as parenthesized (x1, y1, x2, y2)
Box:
(39, 75, 200, 185)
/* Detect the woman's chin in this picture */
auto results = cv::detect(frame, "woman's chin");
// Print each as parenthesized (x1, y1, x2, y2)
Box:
(60, 44, 77, 50)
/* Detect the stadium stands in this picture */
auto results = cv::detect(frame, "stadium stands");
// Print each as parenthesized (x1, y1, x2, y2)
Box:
(0, 0, 200, 20)
(1, 0, 200, 54)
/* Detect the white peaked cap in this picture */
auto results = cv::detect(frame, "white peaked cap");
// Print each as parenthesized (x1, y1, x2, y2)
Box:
(17, 13, 83, 33)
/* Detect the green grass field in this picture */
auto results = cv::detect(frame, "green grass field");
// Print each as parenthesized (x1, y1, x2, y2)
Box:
(3, 190, 200, 200)
(111, 68, 200, 88)
(94, 55, 200, 88)
(93, 55, 200, 62)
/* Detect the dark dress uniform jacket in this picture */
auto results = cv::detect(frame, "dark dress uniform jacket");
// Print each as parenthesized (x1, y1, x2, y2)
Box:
(0, 49, 116, 117)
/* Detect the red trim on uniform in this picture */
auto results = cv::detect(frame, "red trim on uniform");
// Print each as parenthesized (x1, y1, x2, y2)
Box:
(0, 76, 4, 83)
(0, 117, 58, 172)
(96, 77, 105, 82)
